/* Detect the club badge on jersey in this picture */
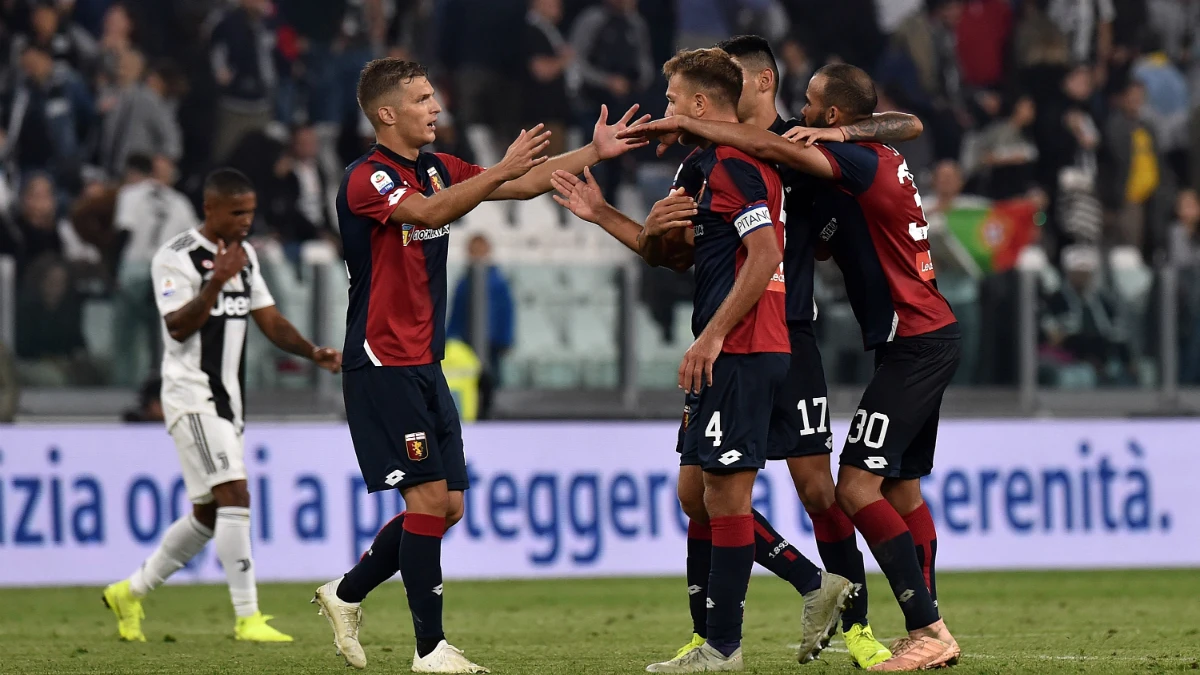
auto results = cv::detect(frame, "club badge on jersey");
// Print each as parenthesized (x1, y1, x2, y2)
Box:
(405, 432, 429, 461)
(427, 167, 445, 193)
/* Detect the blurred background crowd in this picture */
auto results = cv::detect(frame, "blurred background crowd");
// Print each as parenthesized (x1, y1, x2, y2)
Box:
(0, 0, 1199, 422)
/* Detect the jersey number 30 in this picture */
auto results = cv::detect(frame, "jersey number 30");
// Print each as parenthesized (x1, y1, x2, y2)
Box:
(897, 160, 929, 242)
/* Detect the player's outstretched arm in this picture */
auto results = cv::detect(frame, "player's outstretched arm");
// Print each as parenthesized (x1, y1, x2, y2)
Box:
(679, 225, 780, 394)
(162, 240, 245, 342)
(390, 126, 552, 228)
(621, 116, 837, 179)
(782, 112, 924, 147)
(488, 104, 650, 201)
(250, 305, 342, 373)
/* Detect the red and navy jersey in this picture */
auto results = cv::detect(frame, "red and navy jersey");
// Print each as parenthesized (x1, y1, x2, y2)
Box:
(769, 116, 821, 325)
(672, 144, 789, 354)
(337, 144, 484, 370)
(810, 142, 957, 349)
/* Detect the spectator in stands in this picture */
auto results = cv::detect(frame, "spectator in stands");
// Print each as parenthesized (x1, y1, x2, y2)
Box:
(1, 44, 94, 189)
(15, 254, 100, 386)
(11, 173, 72, 280)
(883, 0, 968, 159)
(1100, 77, 1160, 253)
(1046, 0, 1115, 84)
(259, 124, 337, 266)
(97, 2, 137, 86)
(1041, 244, 1133, 386)
(448, 235, 514, 420)
(777, 36, 813, 119)
(98, 48, 182, 178)
(1035, 63, 1100, 250)
(973, 94, 1040, 199)
(110, 153, 198, 386)
(571, 0, 655, 195)
(1171, 189, 1200, 383)
(122, 376, 164, 422)
(572, 0, 655, 120)
(524, 0, 574, 158)
(11, 1, 98, 74)
(957, 0, 1013, 91)
(1132, 35, 1190, 183)
(209, 0, 277, 163)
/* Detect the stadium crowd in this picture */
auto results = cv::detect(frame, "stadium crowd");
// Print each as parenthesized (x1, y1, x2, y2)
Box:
(0, 0, 1199, 393)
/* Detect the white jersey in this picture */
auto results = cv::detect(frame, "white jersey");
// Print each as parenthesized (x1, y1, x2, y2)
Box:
(151, 229, 275, 432)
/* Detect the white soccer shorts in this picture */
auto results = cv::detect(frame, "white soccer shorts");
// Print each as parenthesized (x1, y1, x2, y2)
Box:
(169, 413, 248, 504)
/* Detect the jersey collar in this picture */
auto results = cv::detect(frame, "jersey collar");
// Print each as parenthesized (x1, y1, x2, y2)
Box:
(770, 115, 795, 135)
(374, 143, 418, 168)
(191, 228, 218, 252)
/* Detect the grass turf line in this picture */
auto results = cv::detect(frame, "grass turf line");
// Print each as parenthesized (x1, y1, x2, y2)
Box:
(1, 570, 1197, 674)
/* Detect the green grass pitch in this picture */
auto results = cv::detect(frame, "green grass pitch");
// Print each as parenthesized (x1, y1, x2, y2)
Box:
(2, 570, 1198, 674)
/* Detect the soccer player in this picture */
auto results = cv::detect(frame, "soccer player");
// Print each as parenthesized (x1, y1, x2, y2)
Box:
(558, 36, 923, 669)
(309, 58, 648, 673)
(556, 46, 828, 673)
(624, 64, 961, 671)
(102, 169, 343, 643)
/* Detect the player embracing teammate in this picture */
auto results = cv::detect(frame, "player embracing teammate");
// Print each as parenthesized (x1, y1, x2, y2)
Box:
(623, 59, 962, 671)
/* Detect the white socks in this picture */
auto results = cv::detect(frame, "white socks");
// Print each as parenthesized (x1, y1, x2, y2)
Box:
(215, 506, 259, 618)
(129, 514, 214, 597)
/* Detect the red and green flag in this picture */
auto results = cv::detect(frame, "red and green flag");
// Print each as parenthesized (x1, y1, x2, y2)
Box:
(942, 199, 1040, 273)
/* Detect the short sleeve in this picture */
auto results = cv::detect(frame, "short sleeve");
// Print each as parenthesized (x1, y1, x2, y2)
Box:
(813, 142, 880, 195)
(151, 250, 198, 316)
(347, 163, 415, 224)
(708, 156, 773, 238)
(434, 153, 486, 184)
(245, 245, 275, 311)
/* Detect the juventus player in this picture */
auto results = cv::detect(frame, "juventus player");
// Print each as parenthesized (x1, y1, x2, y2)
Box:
(102, 169, 342, 643)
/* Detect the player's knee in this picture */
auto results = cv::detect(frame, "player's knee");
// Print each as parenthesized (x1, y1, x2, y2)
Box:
(795, 474, 836, 512)
(192, 501, 218, 530)
(444, 498, 465, 529)
(678, 491, 707, 523)
(211, 480, 251, 508)
(403, 482, 452, 518)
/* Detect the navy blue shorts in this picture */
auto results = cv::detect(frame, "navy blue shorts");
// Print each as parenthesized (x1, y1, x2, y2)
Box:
(766, 322, 834, 459)
(343, 364, 469, 492)
(840, 325, 961, 480)
(678, 353, 789, 472)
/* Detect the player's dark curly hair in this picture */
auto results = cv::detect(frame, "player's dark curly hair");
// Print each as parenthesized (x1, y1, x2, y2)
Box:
(815, 63, 877, 120)
(204, 168, 254, 197)
(715, 35, 779, 89)
(662, 48, 743, 110)
(357, 58, 429, 118)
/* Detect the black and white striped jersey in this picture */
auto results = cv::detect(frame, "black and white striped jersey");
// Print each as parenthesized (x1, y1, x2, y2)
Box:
(151, 229, 275, 432)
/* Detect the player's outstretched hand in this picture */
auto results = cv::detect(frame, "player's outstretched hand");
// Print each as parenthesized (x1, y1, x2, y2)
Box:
(550, 166, 607, 224)
(213, 240, 248, 284)
(617, 116, 686, 158)
(644, 188, 696, 237)
(592, 104, 652, 160)
(679, 332, 722, 394)
(313, 347, 342, 374)
(494, 125, 552, 181)
(782, 125, 846, 147)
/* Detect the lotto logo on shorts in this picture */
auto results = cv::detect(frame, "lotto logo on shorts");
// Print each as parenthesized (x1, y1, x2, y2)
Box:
(405, 432, 429, 461)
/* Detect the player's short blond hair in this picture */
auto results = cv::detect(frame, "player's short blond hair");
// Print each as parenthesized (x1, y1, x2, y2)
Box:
(356, 58, 429, 121)
(662, 48, 743, 110)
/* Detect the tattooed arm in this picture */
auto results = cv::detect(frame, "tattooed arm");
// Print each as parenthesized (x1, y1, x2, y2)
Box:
(782, 112, 924, 147)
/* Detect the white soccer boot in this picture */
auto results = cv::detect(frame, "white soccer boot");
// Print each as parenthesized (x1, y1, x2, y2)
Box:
(312, 577, 367, 669)
(646, 642, 744, 672)
(412, 640, 490, 673)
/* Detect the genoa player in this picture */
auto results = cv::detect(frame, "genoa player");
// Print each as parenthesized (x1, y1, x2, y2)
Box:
(556, 47, 850, 672)
(310, 58, 648, 673)
(103, 170, 342, 643)
(626, 64, 961, 671)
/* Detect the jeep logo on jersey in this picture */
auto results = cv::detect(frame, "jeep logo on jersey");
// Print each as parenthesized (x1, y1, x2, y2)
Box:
(401, 223, 450, 247)
(371, 170, 395, 194)
(820, 217, 839, 242)
(210, 294, 251, 317)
